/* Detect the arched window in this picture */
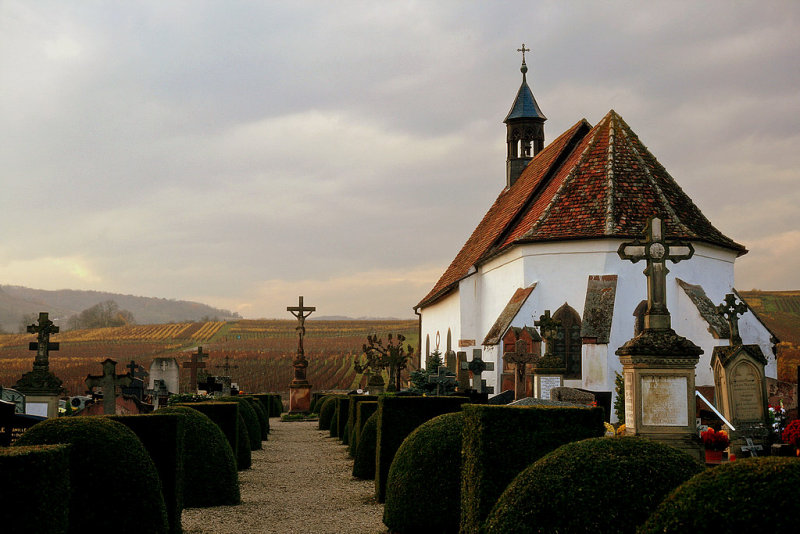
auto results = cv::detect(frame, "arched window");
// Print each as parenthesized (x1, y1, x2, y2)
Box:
(553, 303, 582, 379)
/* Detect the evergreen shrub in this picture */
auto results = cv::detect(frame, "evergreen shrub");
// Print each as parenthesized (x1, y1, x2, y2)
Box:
(177, 401, 239, 459)
(329, 410, 339, 437)
(484, 436, 703, 534)
(345, 395, 377, 452)
(270, 394, 283, 416)
(236, 413, 252, 470)
(336, 396, 351, 442)
(1, 444, 70, 534)
(460, 404, 605, 534)
(640, 457, 800, 533)
(249, 394, 274, 428)
(384, 412, 465, 534)
(352, 412, 378, 479)
(242, 396, 269, 440)
(375, 395, 469, 502)
(110, 413, 185, 534)
(350, 400, 379, 458)
(15, 417, 168, 534)
(318, 396, 337, 430)
(156, 407, 240, 507)
(218, 396, 261, 450)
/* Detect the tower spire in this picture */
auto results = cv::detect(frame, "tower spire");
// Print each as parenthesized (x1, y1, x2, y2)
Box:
(504, 44, 546, 188)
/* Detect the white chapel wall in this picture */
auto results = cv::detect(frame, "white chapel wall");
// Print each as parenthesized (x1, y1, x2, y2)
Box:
(419, 290, 461, 368)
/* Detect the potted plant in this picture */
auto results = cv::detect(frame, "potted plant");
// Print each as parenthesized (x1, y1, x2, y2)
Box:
(700, 428, 730, 463)
(781, 419, 800, 456)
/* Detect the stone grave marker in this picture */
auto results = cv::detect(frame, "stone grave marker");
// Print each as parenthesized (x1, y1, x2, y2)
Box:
(149, 358, 180, 395)
(428, 366, 457, 396)
(503, 331, 541, 401)
(182, 347, 208, 393)
(13, 312, 63, 418)
(85, 358, 133, 415)
(461, 349, 495, 394)
(456, 351, 470, 391)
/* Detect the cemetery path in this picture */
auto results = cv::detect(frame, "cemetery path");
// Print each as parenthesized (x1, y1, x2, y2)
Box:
(182, 418, 386, 534)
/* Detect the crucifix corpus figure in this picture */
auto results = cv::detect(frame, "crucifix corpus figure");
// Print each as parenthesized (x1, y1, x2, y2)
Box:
(617, 216, 694, 330)
(287, 295, 315, 385)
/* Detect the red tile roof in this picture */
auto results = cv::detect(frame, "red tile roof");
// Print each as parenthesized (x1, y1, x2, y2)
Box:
(417, 111, 747, 310)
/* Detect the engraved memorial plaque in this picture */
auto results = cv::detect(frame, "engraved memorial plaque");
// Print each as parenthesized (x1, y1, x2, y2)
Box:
(730, 363, 763, 422)
(641, 375, 688, 427)
(538, 376, 562, 400)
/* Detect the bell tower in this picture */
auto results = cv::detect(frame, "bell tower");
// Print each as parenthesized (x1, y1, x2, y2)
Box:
(504, 44, 546, 188)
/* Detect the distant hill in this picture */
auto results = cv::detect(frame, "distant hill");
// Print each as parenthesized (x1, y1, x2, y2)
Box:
(0, 285, 240, 332)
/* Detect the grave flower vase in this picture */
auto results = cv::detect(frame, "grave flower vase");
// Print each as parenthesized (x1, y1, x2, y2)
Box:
(704, 449, 723, 463)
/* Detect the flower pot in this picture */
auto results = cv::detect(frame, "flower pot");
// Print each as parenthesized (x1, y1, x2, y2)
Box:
(705, 449, 723, 463)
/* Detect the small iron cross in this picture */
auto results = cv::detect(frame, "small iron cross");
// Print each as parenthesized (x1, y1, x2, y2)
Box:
(618, 217, 694, 330)
(717, 293, 748, 345)
(517, 43, 530, 63)
(535, 310, 560, 357)
(28, 312, 59, 371)
(216, 355, 238, 376)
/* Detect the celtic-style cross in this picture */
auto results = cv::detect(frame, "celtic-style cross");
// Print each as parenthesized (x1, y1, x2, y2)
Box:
(517, 43, 530, 64)
(183, 347, 208, 392)
(505, 334, 541, 401)
(717, 293, 748, 345)
(427, 366, 457, 396)
(617, 217, 694, 330)
(535, 310, 560, 357)
(287, 296, 316, 357)
(28, 312, 59, 372)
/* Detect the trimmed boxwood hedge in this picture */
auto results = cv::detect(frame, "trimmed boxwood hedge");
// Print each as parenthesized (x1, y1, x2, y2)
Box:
(318, 396, 337, 430)
(336, 396, 351, 442)
(15, 417, 168, 534)
(218, 396, 261, 451)
(156, 407, 240, 507)
(375, 395, 470, 503)
(640, 457, 800, 533)
(1, 444, 70, 534)
(269, 394, 284, 416)
(177, 401, 239, 461)
(344, 395, 377, 450)
(329, 410, 339, 437)
(484, 436, 703, 534)
(110, 413, 186, 534)
(236, 413, 252, 470)
(384, 412, 465, 534)
(350, 400, 379, 458)
(310, 392, 328, 413)
(249, 394, 275, 425)
(352, 412, 378, 479)
(242, 396, 269, 440)
(460, 404, 605, 534)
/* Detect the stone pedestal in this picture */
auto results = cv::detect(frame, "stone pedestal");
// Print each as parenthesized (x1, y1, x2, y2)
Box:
(14, 369, 63, 419)
(617, 329, 703, 461)
(289, 384, 312, 413)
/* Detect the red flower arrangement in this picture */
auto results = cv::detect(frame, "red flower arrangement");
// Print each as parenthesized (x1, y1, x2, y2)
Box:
(700, 428, 730, 451)
(781, 420, 800, 448)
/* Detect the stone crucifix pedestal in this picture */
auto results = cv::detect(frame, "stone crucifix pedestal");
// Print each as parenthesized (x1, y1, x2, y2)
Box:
(287, 295, 315, 413)
(86, 359, 132, 415)
(616, 217, 703, 460)
(14, 312, 63, 418)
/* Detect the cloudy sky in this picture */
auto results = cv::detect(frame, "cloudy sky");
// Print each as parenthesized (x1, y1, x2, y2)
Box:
(1, 1, 798, 319)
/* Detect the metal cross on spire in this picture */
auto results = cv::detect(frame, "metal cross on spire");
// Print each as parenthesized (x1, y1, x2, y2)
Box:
(517, 43, 530, 63)
(717, 293, 748, 345)
(618, 217, 694, 330)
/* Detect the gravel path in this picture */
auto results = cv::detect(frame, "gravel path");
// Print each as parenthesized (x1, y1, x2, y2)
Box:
(182, 419, 386, 534)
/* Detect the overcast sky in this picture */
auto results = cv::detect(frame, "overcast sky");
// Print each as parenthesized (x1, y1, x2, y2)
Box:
(1, 1, 798, 319)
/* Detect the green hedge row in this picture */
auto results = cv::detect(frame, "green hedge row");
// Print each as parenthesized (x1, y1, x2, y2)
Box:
(218, 396, 261, 451)
(110, 413, 185, 534)
(352, 412, 378, 479)
(459, 404, 605, 533)
(177, 401, 239, 463)
(350, 401, 378, 458)
(236, 414, 252, 469)
(156, 407, 240, 507)
(344, 395, 377, 451)
(318, 396, 338, 430)
(310, 392, 328, 413)
(335, 396, 351, 441)
(375, 395, 470, 503)
(0, 444, 70, 534)
(242, 396, 269, 440)
(15, 417, 168, 534)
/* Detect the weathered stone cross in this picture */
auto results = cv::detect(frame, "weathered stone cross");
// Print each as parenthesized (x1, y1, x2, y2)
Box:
(428, 366, 457, 396)
(717, 293, 748, 345)
(535, 310, 560, 357)
(504, 335, 541, 400)
(28, 312, 59, 372)
(85, 358, 132, 414)
(460, 349, 495, 394)
(617, 216, 694, 330)
(183, 346, 208, 392)
(215, 355, 238, 376)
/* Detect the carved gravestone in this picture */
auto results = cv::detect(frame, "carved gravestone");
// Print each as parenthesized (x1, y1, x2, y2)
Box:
(712, 293, 770, 457)
(149, 358, 180, 395)
(428, 367, 457, 396)
(456, 351, 470, 391)
(503, 329, 541, 401)
(85, 359, 132, 415)
(460, 349, 495, 394)
(14, 312, 63, 418)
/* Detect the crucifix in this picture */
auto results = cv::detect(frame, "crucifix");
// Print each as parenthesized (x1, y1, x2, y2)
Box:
(287, 295, 315, 385)
(85, 359, 132, 415)
(617, 217, 694, 330)
(504, 333, 542, 401)
(717, 293, 748, 345)
(535, 310, 561, 358)
(28, 312, 59, 372)
(215, 355, 238, 376)
(517, 43, 530, 64)
(183, 347, 208, 392)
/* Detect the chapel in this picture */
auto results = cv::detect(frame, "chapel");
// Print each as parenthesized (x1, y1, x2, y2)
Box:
(415, 53, 777, 416)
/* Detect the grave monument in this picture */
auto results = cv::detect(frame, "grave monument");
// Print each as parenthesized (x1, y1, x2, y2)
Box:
(13, 312, 63, 418)
(215, 355, 238, 396)
(533, 310, 564, 400)
(182, 347, 208, 393)
(85, 358, 133, 415)
(287, 295, 315, 413)
(149, 358, 180, 394)
(711, 293, 770, 457)
(615, 217, 703, 459)
(503, 328, 542, 401)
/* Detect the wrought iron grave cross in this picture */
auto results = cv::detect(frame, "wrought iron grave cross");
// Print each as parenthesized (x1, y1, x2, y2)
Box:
(215, 355, 238, 376)
(428, 366, 457, 396)
(717, 293, 748, 345)
(28, 312, 59, 371)
(617, 217, 694, 330)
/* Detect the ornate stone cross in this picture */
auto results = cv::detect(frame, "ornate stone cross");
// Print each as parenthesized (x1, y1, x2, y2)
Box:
(504, 334, 541, 400)
(183, 346, 208, 392)
(617, 217, 694, 330)
(126, 360, 147, 379)
(85, 359, 132, 414)
(428, 366, 457, 396)
(28, 312, 59, 372)
(215, 355, 238, 376)
(717, 293, 748, 345)
(287, 296, 315, 385)
(535, 310, 560, 357)
(456, 351, 470, 391)
(460, 349, 495, 394)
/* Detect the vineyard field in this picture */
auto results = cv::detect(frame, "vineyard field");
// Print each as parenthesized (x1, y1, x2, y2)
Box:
(0, 319, 418, 397)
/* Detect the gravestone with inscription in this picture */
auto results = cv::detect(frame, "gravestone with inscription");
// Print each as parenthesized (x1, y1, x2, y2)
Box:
(615, 217, 703, 460)
(532, 311, 566, 400)
(13, 312, 64, 418)
(711, 293, 770, 457)
(149, 358, 180, 395)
